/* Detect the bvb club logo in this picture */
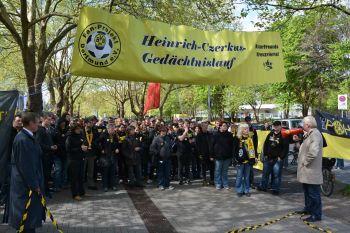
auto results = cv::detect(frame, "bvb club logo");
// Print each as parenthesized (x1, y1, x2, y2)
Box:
(79, 23, 121, 67)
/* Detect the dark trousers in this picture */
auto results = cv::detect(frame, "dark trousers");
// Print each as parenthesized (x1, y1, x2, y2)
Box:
(158, 160, 171, 187)
(42, 155, 52, 195)
(192, 155, 201, 178)
(170, 155, 178, 179)
(302, 183, 322, 219)
(69, 160, 85, 197)
(102, 162, 117, 189)
(118, 156, 128, 182)
(127, 164, 142, 185)
(201, 159, 214, 181)
(177, 154, 191, 182)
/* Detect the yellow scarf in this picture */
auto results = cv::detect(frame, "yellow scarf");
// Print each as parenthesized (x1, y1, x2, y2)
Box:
(239, 136, 255, 162)
(85, 131, 93, 149)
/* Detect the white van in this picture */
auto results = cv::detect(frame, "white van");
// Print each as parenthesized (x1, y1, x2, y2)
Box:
(281, 119, 302, 129)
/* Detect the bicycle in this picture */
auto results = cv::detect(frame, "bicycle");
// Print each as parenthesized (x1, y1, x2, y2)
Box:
(320, 158, 336, 197)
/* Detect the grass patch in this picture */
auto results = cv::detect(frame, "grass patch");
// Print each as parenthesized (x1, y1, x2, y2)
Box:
(342, 185, 350, 196)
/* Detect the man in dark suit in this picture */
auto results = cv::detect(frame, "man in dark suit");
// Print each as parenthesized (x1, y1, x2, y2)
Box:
(9, 112, 45, 233)
(36, 113, 57, 198)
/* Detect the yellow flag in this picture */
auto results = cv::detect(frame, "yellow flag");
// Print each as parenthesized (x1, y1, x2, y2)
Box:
(71, 7, 286, 85)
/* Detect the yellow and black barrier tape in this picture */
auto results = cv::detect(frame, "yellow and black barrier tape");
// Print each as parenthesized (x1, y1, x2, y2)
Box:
(226, 212, 297, 233)
(226, 212, 334, 233)
(19, 190, 63, 233)
(300, 215, 333, 233)
(18, 190, 33, 233)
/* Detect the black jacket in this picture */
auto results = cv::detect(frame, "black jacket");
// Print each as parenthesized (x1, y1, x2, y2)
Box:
(210, 131, 234, 160)
(98, 132, 120, 159)
(35, 125, 54, 155)
(65, 132, 84, 161)
(263, 130, 289, 160)
(53, 124, 68, 159)
(196, 131, 212, 160)
(149, 135, 172, 161)
(122, 135, 142, 166)
(233, 136, 255, 165)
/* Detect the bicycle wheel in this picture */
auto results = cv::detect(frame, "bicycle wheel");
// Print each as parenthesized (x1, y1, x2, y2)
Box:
(320, 169, 334, 197)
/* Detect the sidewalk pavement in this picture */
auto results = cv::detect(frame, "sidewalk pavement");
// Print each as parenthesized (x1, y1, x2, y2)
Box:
(1, 166, 349, 233)
(333, 160, 350, 185)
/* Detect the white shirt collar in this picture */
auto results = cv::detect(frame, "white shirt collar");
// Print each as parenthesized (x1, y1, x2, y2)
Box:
(23, 127, 34, 137)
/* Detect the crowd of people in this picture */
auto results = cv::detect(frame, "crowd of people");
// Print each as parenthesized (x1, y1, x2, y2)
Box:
(1, 112, 325, 232)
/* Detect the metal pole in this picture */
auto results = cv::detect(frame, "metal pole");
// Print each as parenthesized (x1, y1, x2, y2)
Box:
(208, 85, 211, 122)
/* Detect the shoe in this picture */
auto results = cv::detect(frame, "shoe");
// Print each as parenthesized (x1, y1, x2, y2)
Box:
(166, 186, 175, 190)
(216, 186, 221, 190)
(147, 179, 153, 184)
(303, 216, 321, 222)
(73, 196, 82, 201)
(88, 186, 98, 190)
(272, 190, 280, 195)
(185, 180, 191, 185)
(250, 184, 256, 189)
(237, 193, 243, 197)
(104, 188, 108, 192)
(112, 187, 117, 191)
(257, 186, 267, 192)
(295, 209, 310, 215)
(159, 186, 165, 191)
(179, 181, 184, 185)
(224, 187, 230, 190)
(245, 193, 251, 197)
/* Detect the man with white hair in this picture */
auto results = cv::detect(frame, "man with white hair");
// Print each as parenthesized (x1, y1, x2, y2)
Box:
(294, 116, 323, 222)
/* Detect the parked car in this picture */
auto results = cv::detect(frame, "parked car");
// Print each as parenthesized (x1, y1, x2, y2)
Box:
(281, 118, 302, 129)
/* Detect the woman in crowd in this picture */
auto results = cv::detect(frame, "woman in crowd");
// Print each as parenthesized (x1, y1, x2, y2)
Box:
(98, 124, 120, 192)
(65, 123, 85, 201)
(233, 124, 256, 197)
(211, 121, 234, 190)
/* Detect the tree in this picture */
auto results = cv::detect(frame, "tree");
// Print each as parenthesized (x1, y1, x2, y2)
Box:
(100, 79, 129, 118)
(0, 0, 81, 113)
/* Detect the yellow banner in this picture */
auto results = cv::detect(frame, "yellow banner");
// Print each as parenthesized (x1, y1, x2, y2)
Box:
(322, 134, 350, 159)
(253, 130, 350, 171)
(71, 7, 286, 85)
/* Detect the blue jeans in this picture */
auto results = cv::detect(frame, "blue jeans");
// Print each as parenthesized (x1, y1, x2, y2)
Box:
(260, 159, 283, 191)
(53, 157, 67, 189)
(158, 160, 171, 187)
(102, 161, 117, 189)
(236, 163, 251, 194)
(215, 159, 231, 188)
(302, 183, 322, 219)
(336, 159, 344, 168)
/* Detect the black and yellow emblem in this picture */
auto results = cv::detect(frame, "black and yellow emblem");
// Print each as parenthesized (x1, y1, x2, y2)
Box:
(333, 120, 345, 135)
(79, 23, 121, 67)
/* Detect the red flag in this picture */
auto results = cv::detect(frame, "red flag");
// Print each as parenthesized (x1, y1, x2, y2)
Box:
(144, 83, 161, 114)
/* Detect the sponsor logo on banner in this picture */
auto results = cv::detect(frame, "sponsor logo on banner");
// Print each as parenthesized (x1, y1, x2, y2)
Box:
(79, 23, 121, 67)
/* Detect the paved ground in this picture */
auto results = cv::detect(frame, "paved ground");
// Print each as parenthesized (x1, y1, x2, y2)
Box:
(1, 161, 349, 233)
